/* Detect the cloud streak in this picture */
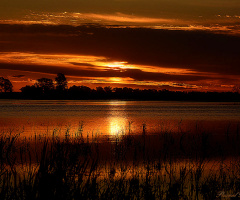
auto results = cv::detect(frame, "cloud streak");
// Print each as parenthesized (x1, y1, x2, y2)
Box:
(1, 24, 239, 74)
(1, 11, 240, 35)
(0, 62, 211, 82)
(0, 23, 239, 91)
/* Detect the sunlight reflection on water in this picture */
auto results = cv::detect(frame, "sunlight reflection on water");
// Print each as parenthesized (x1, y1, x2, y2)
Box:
(0, 100, 240, 138)
(108, 101, 128, 136)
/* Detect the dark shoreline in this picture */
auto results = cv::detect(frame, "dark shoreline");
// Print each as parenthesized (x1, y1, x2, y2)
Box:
(1, 91, 240, 102)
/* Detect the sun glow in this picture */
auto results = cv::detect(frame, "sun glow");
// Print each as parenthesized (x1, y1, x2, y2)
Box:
(105, 62, 128, 69)
(0, 51, 236, 92)
(107, 101, 128, 136)
(109, 118, 126, 135)
(109, 77, 124, 83)
(0, 52, 196, 77)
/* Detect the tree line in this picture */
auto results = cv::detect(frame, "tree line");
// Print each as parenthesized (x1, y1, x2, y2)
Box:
(0, 77, 13, 93)
(0, 73, 240, 101)
(20, 73, 68, 95)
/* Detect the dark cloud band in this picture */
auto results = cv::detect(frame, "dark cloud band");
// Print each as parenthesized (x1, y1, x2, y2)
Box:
(0, 24, 240, 76)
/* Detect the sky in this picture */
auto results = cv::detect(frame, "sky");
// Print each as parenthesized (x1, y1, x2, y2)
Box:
(0, 0, 240, 92)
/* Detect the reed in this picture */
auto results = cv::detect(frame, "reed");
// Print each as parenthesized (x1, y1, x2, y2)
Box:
(1, 123, 240, 199)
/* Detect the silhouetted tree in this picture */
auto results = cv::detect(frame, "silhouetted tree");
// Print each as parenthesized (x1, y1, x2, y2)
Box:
(123, 87, 133, 98)
(20, 85, 42, 97)
(104, 86, 112, 93)
(68, 85, 92, 99)
(36, 78, 54, 94)
(233, 85, 240, 93)
(16, 78, 240, 101)
(0, 77, 13, 92)
(55, 73, 67, 91)
(96, 86, 104, 93)
(96, 86, 105, 98)
(104, 86, 112, 98)
(79, 86, 92, 95)
(113, 87, 123, 93)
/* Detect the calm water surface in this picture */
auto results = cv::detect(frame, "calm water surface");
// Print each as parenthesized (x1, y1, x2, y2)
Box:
(0, 100, 239, 137)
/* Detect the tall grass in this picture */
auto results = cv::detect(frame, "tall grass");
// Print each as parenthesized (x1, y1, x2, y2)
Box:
(1, 123, 240, 199)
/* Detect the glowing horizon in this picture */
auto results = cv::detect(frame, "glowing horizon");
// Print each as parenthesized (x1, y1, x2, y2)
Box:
(0, 51, 237, 92)
(0, 0, 240, 93)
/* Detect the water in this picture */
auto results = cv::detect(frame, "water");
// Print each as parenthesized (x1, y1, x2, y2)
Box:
(0, 100, 239, 138)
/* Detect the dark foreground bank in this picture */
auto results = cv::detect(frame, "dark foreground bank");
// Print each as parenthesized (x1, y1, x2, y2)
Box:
(1, 124, 240, 199)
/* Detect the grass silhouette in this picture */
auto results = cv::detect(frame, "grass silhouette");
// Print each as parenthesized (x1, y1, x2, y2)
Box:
(1, 122, 240, 199)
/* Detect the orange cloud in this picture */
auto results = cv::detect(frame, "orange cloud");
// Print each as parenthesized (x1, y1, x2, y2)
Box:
(1, 11, 240, 35)
(1, 23, 240, 92)
(72, 12, 176, 24)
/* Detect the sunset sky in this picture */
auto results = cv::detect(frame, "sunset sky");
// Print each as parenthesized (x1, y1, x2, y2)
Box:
(0, 0, 240, 91)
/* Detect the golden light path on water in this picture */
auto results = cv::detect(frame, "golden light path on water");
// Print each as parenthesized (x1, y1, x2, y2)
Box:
(107, 101, 128, 136)
(0, 100, 240, 141)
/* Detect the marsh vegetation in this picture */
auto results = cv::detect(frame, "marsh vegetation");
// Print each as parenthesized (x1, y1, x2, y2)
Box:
(1, 122, 240, 199)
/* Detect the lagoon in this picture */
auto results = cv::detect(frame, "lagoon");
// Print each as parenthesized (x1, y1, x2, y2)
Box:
(0, 100, 239, 138)
(1, 100, 240, 199)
